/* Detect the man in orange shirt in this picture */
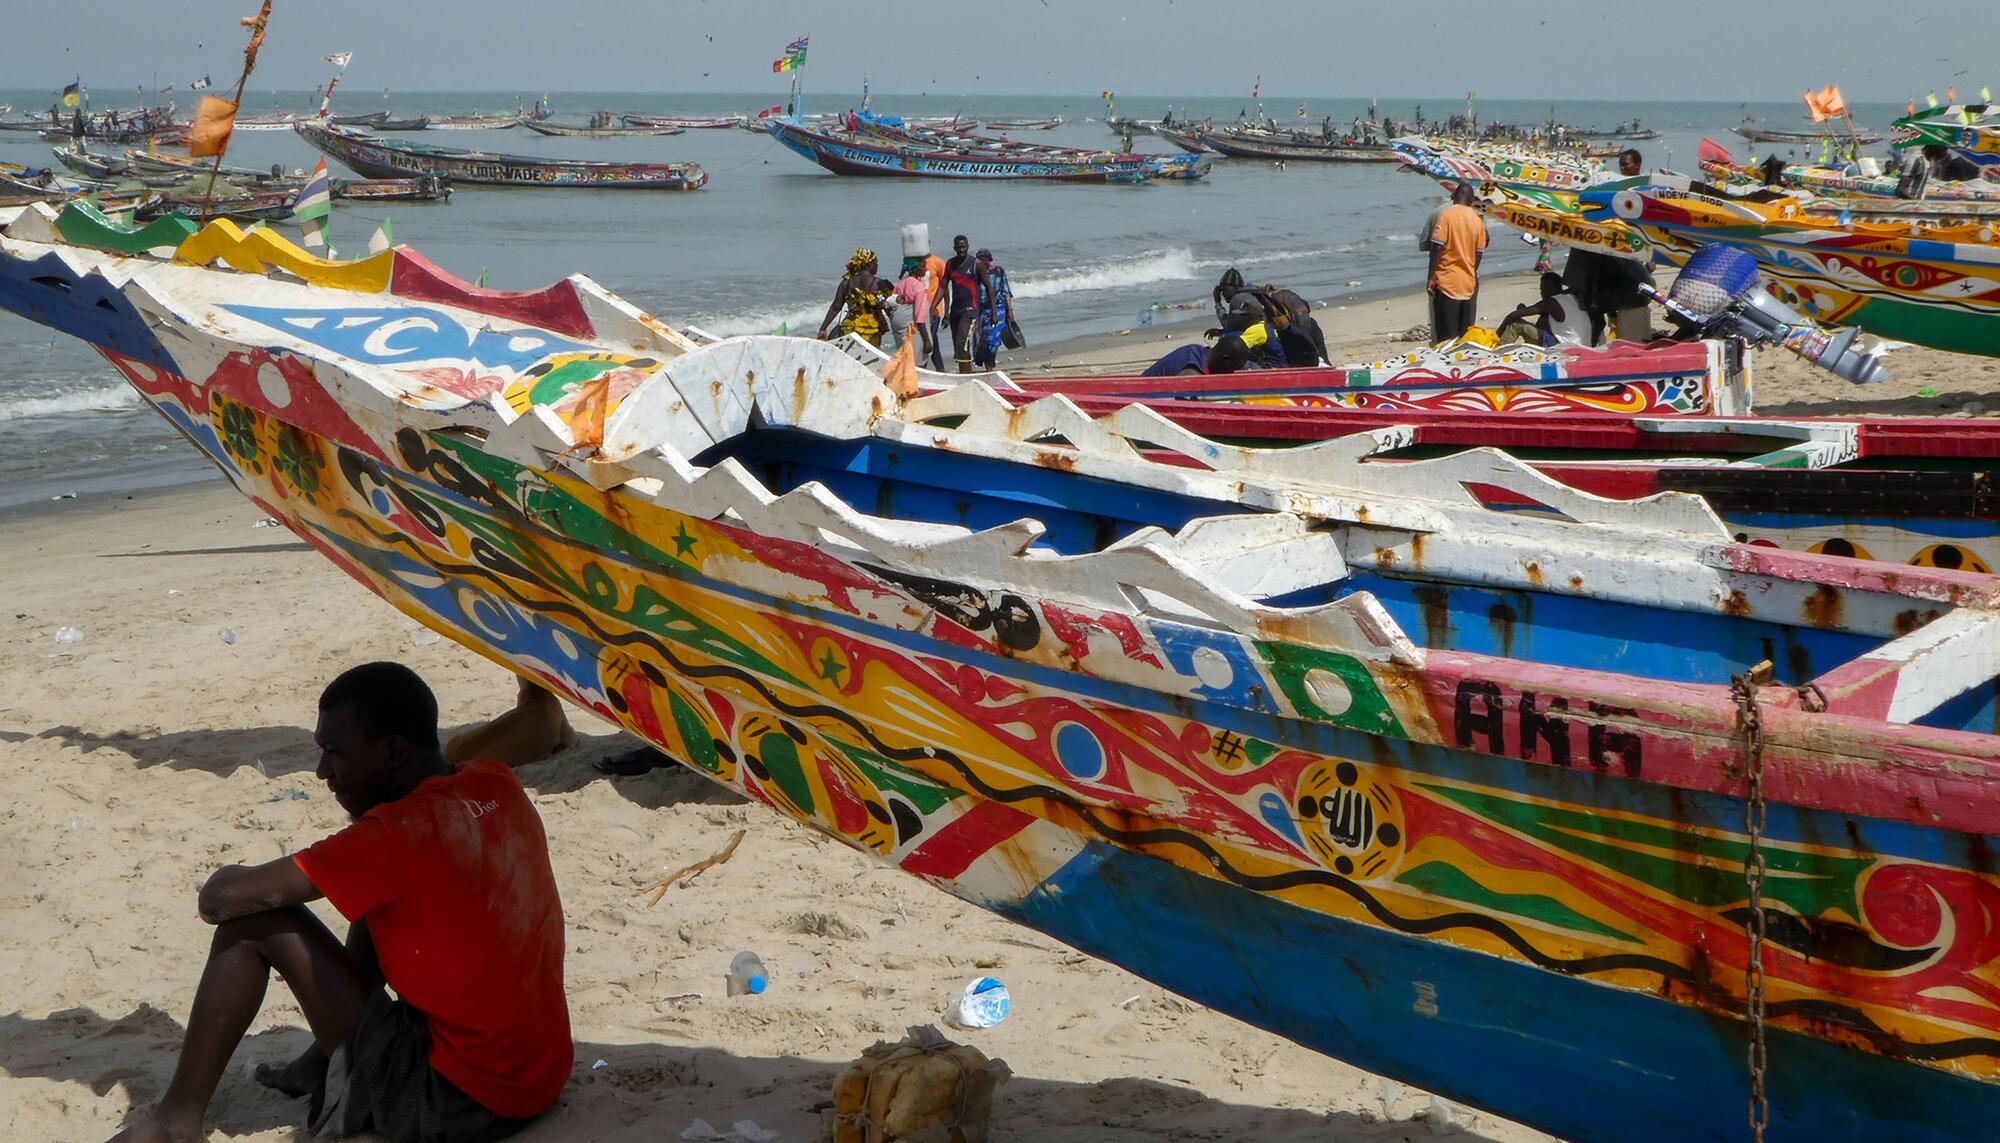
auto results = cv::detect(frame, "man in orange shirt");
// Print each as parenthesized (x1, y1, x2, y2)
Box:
(1427, 182, 1488, 345)
(109, 662, 571, 1143)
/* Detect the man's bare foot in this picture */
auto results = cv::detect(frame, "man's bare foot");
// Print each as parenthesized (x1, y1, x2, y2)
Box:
(251, 1043, 326, 1099)
(105, 1106, 205, 1143)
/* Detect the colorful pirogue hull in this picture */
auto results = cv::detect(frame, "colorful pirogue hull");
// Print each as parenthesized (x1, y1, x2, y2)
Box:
(296, 121, 708, 190)
(6, 201, 2000, 1142)
(1014, 339, 1749, 417)
(1699, 159, 2000, 212)
(1894, 104, 2000, 169)
(765, 117, 1206, 182)
(1390, 139, 1655, 261)
(1585, 184, 2000, 357)
(990, 386, 2000, 579)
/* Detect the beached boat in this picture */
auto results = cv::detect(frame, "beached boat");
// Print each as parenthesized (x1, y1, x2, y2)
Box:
(1195, 128, 1401, 163)
(975, 382, 2000, 573)
(986, 116, 1064, 131)
(524, 119, 685, 138)
(1011, 338, 1750, 417)
(1893, 103, 2000, 171)
(1585, 182, 2000, 356)
(766, 116, 1207, 183)
(1, 202, 1997, 1143)
(620, 114, 742, 130)
(295, 121, 707, 189)
(1701, 157, 2000, 211)
(428, 113, 529, 131)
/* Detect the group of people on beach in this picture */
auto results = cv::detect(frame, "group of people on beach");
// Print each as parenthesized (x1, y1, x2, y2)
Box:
(817, 226, 1020, 374)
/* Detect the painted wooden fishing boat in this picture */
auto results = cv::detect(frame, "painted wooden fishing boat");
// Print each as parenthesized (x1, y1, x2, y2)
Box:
(233, 112, 301, 132)
(524, 119, 685, 138)
(3, 201, 1999, 1142)
(1584, 182, 2000, 357)
(1104, 115, 1157, 137)
(967, 380, 2000, 574)
(765, 116, 1207, 183)
(986, 116, 1064, 131)
(333, 176, 451, 204)
(295, 121, 707, 190)
(620, 114, 742, 130)
(1893, 104, 2000, 171)
(1702, 157, 2000, 207)
(330, 110, 390, 127)
(1012, 338, 1750, 417)
(1196, 128, 1401, 163)
(428, 113, 529, 131)
(1152, 125, 1219, 154)
(1736, 124, 1885, 146)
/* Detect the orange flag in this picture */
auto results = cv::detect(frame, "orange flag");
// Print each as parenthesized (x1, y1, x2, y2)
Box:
(1820, 85, 1848, 118)
(188, 95, 240, 157)
(883, 333, 918, 398)
(1802, 90, 1827, 122)
(1947, 86, 1958, 105)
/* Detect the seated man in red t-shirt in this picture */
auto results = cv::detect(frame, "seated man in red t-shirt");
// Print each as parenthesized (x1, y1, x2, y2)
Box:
(109, 662, 572, 1143)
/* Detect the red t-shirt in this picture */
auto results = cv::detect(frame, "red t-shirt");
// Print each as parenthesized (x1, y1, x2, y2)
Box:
(295, 758, 571, 1119)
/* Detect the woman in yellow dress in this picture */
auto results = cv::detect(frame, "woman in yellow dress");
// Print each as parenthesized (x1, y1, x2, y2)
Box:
(817, 247, 894, 346)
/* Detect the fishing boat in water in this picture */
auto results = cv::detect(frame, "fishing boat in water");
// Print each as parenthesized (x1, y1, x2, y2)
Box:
(986, 116, 1064, 131)
(295, 121, 708, 189)
(620, 114, 742, 130)
(525, 117, 685, 138)
(373, 116, 433, 132)
(1195, 127, 1401, 163)
(428, 112, 529, 131)
(330, 110, 390, 128)
(1, 202, 1997, 1142)
(233, 111, 301, 132)
(1736, 124, 1885, 146)
(766, 115, 1207, 182)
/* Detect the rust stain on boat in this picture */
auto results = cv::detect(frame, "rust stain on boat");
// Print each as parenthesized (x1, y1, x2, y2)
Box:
(1802, 584, 1845, 629)
(1522, 560, 1543, 588)
(1892, 608, 1941, 636)
(1721, 590, 1752, 617)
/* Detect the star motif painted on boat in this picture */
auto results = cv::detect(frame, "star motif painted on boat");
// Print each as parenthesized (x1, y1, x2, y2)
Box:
(671, 522, 698, 556)
(817, 646, 847, 685)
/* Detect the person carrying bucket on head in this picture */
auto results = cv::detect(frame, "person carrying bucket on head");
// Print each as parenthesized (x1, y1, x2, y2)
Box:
(900, 223, 948, 371)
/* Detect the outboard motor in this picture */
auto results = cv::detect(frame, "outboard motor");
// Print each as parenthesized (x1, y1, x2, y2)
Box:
(1650, 244, 1889, 383)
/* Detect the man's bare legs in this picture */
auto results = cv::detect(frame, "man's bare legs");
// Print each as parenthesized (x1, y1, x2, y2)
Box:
(107, 906, 377, 1143)
(443, 676, 577, 769)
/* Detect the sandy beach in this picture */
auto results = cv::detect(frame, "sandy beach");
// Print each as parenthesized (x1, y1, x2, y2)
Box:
(3, 277, 1997, 1143)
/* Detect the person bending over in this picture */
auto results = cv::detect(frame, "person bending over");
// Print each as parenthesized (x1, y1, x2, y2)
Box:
(110, 661, 571, 1143)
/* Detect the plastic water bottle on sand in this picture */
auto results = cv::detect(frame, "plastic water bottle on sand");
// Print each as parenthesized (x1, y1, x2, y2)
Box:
(946, 976, 1011, 1028)
(726, 951, 767, 996)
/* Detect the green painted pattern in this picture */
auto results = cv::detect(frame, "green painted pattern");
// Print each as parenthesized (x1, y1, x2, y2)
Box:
(834, 740, 959, 813)
(1258, 642, 1406, 737)
(1397, 860, 1635, 941)
(54, 201, 199, 257)
(1423, 783, 1872, 920)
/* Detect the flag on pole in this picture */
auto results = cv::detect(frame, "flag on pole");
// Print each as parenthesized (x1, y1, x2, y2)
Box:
(1251, 75, 1260, 100)
(325, 51, 353, 68)
(1927, 91, 1940, 108)
(477, 267, 489, 288)
(294, 158, 333, 249)
(367, 217, 393, 255)
(1947, 86, 1958, 105)
(188, 95, 240, 157)
(161, 84, 173, 95)
(773, 35, 808, 72)
(191, 75, 211, 90)
(61, 82, 81, 108)
(1697, 137, 1732, 164)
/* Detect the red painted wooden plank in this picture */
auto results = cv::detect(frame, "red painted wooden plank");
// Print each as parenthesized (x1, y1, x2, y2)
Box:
(389, 248, 596, 340)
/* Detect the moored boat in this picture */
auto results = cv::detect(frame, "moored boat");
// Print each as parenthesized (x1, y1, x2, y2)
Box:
(524, 119, 685, 138)
(428, 112, 529, 130)
(1736, 124, 1885, 146)
(295, 121, 707, 189)
(620, 114, 742, 130)
(2, 202, 1998, 1142)
(373, 116, 432, 131)
(330, 110, 389, 127)
(1196, 127, 1401, 163)
(766, 116, 1206, 182)
(986, 116, 1064, 131)
(232, 112, 300, 132)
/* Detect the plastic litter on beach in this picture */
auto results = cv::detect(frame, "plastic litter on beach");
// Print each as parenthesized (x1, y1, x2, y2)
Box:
(727, 950, 768, 996)
(219, 627, 237, 645)
(251, 517, 282, 528)
(54, 626, 85, 646)
(945, 976, 1010, 1029)
(409, 627, 441, 646)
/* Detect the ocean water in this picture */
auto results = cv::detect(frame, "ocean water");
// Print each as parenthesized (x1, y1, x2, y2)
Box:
(0, 90, 1910, 506)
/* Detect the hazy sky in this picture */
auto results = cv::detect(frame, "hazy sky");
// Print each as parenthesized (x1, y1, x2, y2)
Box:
(5, 1, 1994, 104)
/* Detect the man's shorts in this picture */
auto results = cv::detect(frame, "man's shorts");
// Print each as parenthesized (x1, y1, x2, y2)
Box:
(309, 989, 532, 1143)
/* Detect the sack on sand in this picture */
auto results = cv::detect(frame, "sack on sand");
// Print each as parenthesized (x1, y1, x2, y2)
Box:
(825, 1025, 1010, 1143)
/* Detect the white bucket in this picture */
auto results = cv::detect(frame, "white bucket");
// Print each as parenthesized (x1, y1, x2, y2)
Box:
(901, 222, 931, 259)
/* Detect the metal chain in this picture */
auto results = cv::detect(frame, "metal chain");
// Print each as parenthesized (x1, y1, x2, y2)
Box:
(1731, 664, 1772, 1142)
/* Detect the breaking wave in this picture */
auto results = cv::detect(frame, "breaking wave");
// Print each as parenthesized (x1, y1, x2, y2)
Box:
(1010, 248, 1204, 299)
(0, 384, 142, 422)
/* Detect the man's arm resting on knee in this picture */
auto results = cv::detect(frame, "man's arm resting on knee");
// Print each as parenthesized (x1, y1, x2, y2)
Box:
(198, 857, 325, 924)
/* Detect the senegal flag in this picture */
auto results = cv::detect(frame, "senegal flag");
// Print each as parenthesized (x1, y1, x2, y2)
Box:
(61, 82, 81, 108)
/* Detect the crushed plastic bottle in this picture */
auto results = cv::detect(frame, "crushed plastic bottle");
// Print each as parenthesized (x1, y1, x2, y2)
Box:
(410, 628, 441, 646)
(726, 951, 768, 996)
(947, 976, 1011, 1028)
(219, 627, 237, 645)
(54, 626, 85, 646)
